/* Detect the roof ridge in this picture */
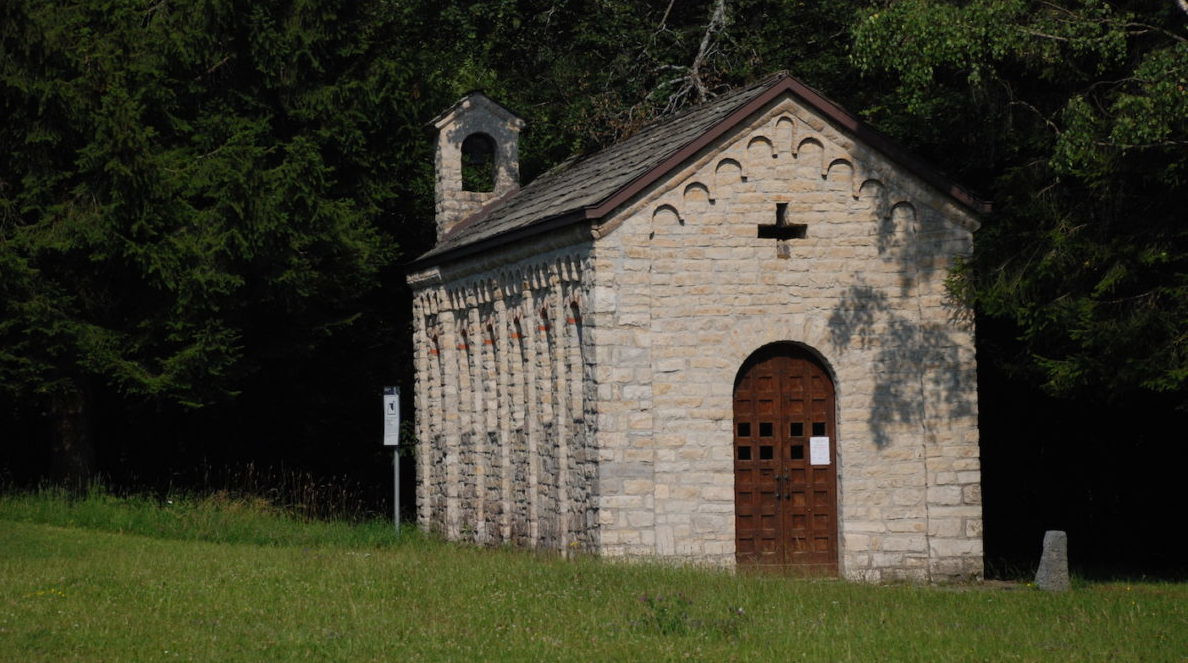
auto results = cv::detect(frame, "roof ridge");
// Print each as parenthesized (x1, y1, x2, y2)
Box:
(412, 71, 989, 268)
(528, 75, 784, 182)
(616, 73, 783, 139)
(506, 75, 785, 198)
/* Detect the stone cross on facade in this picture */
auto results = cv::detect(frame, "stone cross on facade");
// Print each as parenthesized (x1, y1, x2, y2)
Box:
(757, 202, 807, 258)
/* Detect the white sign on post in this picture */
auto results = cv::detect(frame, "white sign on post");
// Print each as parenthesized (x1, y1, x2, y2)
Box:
(384, 386, 402, 535)
(810, 436, 831, 465)
(383, 386, 400, 446)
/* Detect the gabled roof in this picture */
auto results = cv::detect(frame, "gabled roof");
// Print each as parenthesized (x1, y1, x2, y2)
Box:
(413, 73, 989, 268)
(430, 91, 525, 131)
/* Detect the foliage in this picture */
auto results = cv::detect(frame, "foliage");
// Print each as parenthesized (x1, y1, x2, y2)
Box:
(412, 0, 862, 176)
(0, 0, 874, 484)
(632, 592, 743, 636)
(2, 507, 1186, 661)
(0, 0, 461, 483)
(852, 0, 1188, 403)
(0, 486, 411, 547)
(0, 0, 424, 460)
(2, 0, 1184, 579)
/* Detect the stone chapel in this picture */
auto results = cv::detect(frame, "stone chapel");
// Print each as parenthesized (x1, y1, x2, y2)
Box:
(406, 73, 987, 582)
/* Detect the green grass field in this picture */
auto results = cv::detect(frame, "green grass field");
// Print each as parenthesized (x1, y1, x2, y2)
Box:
(1, 491, 1184, 662)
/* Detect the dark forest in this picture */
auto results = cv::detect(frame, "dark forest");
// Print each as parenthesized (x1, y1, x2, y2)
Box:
(2, 0, 1185, 578)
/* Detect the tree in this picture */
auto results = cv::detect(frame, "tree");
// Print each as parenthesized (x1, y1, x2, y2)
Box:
(409, 0, 862, 177)
(0, 0, 438, 485)
(852, 0, 1188, 405)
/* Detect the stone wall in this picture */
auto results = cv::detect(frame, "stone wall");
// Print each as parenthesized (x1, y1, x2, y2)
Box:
(588, 96, 983, 581)
(409, 244, 599, 552)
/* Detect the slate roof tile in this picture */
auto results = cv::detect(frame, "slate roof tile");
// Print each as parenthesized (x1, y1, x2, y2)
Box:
(419, 75, 779, 262)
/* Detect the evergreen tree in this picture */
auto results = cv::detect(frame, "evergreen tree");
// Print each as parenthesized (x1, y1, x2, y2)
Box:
(0, 0, 436, 484)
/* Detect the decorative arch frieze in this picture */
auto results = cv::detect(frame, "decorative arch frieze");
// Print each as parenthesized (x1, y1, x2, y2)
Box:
(715, 158, 744, 195)
(826, 158, 854, 190)
(796, 137, 824, 175)
(683, 182, 711, 209)
(747, 136, 774, 170)
(652, 204, 681, 229)
(775, 116, 796, 156)
(890, 201, 918, 234)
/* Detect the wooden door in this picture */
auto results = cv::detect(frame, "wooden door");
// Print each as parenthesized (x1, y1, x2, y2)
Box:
(734, 345, 838, 574)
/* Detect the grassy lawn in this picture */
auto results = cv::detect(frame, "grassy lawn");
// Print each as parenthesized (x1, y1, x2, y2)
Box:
(1, 492, 1183, 662)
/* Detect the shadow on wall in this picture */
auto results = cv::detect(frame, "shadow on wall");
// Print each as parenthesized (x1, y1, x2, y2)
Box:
(826, 200, 974, 449)
(827, 284, 974, 449)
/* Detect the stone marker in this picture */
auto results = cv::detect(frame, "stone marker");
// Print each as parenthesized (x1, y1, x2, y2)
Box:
(1035, 530, 1070, 591)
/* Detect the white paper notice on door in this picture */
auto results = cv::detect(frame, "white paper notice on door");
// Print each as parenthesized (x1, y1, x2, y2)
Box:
(810, 436, 830, 465)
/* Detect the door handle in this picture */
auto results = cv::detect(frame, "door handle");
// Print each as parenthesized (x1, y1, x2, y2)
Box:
(775, 474, 786, 500)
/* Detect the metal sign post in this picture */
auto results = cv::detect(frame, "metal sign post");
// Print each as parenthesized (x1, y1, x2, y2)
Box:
(382, 386, 401, 535)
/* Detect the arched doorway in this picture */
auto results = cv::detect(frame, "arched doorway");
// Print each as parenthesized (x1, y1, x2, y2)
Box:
(733, 344, 838, 574)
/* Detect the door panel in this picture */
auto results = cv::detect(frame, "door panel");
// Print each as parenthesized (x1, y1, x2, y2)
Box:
(734, 345, 838, 574)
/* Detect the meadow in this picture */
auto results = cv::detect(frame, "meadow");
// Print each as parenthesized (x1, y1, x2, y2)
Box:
(1, 490, 1183, 662)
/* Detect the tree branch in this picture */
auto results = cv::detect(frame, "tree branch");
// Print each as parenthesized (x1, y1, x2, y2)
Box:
(1008, 99, 1061, 136)
(688, 0, 727, 103)
(656, 0, 675, 34)
(654, 0, 728, 113)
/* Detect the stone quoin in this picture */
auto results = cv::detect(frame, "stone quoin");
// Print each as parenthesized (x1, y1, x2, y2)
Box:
(406, 73, 987, 582)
